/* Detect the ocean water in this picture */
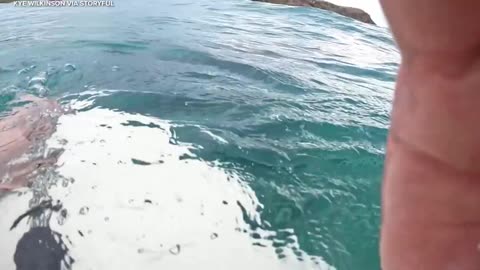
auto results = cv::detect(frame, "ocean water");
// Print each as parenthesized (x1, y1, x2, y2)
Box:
(0, 0, 399, 269)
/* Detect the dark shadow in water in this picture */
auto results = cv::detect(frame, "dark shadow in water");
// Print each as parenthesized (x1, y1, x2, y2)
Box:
(15, 227, 74, 270)
(11, 200, 74, 270)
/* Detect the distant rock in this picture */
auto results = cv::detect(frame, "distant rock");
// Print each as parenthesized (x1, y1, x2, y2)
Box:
(252, 0, 376, 25)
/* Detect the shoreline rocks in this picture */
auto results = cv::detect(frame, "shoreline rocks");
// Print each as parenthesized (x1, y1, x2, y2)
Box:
(252, 0, 376, 25)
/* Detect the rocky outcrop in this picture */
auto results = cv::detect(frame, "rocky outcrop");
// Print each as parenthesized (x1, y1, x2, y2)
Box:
(252, 0, 376, 25)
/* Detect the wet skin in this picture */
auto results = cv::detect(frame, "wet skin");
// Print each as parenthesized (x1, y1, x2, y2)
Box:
(0, 95, 60, 191)
(381, 1, 480, 269)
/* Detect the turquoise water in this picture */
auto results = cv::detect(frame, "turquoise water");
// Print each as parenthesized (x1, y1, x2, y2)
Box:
(0, 0, 398, 269)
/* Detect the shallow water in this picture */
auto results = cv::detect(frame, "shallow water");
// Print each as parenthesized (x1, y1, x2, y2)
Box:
(0, 0, 398, 269)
